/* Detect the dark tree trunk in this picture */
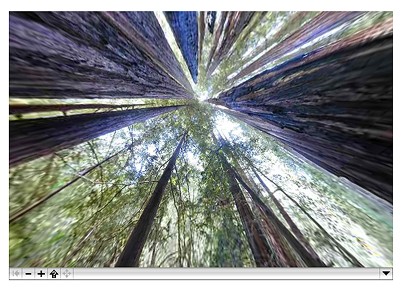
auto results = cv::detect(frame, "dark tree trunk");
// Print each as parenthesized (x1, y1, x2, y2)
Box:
(101, 12, 193, 92)
(252, 166, 364, 267)
(220, 153, 280, 267)
(219, 137, 322, 265)
(206, 12, 228, 72)
(206, 12, 217, 34)
(225, 12, 313, 87)
(254, 203, 300, 267)
(9, 104, 148, 115)
(212, 34, 393, 203)
(9, 144, 131, 223)
(221, 141, 299, 266)
(9, 13, 192, 99)
(230, 167, 326, 267)
(231, 12, 365, 81)
(216, 146, 325, 267)
(206, 12, 256, 76)
(229, 12, 267, 55)
(252, 168, 322, 262)
(215, 132, 325, 266)
(164, 12, 199, 83)
(210, 133, 282, 267)
(10, 105, 183, 167)
(216, 133, 299, 266)
(198, 12, 205, 67)
(115, 133, 187, 267)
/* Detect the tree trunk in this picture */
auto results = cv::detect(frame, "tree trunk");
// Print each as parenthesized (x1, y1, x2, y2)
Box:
(230, 16, 393, 86)
(164, 12, 198, 83)
(227, 12, 267, 57)
(230, 165, 326, 267)
(224, 12, 314, 87)
(205, 12, 228, 72)
(10, 13, 192, 99)
(218, 152, 280, 267)
(212, 34, 393, 203)
(216, 132, 300, 266)
(253, 166, 364, 267)
(254, 203, 300, 267)
(206, 12, 217, 34)
(101, 12, 193, 92)
(198, 12, 205, 67)
(252, 168, 322, 262)
(232, 12, 364, 81)
(115, 133, 187, 267)
(217, 137, 323, 265)
(206, 12, 256, 77)
(10, 105, 183, 167)
(9, 104, 149, 115)
(220, 140, 300, 266)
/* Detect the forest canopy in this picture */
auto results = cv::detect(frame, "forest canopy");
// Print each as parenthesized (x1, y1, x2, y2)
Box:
(9, 11, 393, 268)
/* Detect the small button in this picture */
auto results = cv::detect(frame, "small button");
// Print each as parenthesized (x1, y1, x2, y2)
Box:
(35, 268, 47, 279)
(48, 268, 61, 279)
(379, 268, 393, 279)
(10, 268, 22, 279)
(22, 268, 35, 279)
(61, 268, 73, 279)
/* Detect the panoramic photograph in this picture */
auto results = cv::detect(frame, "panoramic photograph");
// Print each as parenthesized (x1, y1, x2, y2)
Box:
(9, 11, 392, 268)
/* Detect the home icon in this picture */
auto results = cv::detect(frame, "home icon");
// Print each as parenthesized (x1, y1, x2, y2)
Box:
(49, 270, 59, 279)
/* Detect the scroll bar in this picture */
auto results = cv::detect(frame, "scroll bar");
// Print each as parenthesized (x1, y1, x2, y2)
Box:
(71, 268, 388, 280)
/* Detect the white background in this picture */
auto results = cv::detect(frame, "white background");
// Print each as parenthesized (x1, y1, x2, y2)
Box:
(1, 1, 402, 288)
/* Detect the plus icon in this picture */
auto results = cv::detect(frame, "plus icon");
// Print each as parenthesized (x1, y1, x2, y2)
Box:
(37, 270, 46, 278)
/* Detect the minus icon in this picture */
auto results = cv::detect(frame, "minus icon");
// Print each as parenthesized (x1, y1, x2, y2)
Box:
(25, 273, 32, 275)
